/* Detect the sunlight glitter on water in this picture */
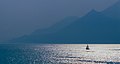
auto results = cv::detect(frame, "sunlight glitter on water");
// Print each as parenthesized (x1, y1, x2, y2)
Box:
(0, 44, 120, 64)
(42, 44, 120, 64)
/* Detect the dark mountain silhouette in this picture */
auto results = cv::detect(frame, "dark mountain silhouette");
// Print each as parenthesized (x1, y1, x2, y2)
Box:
(8, 1, 120, 44)
(102, 0, 120, 20)
(54, 10, 120, 43)
(8, 16, 80, 43)
(31, 16, 79, 35)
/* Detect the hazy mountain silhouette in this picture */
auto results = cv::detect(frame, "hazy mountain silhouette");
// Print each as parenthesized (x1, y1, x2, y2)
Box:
(8, 16, 79, 43)
(53, 10, 120, 43)
(31, 16, 79, 35)
(102, 0, 120, 20)
(8, 1, 120, 44)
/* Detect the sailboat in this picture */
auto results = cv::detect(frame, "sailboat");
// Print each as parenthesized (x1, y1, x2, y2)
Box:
(86, 44, 90, 50)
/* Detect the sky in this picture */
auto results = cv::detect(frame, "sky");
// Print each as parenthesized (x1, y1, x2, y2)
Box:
(0, 0, 118, 42)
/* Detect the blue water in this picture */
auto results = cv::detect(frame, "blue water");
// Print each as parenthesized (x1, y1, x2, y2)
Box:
(0, 44, 120, 64)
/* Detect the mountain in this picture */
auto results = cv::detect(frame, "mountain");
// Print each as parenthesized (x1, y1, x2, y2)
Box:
(8, 16, 80, 43)
(8, 1, 120, 44)
(31, 16, 79, 35)
(54, 10, 120, 43)
(102, 1, 120, 20)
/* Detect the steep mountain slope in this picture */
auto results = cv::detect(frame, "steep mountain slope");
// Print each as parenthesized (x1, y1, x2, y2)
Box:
(9, 10, 120, 43)
(31, 16, 79, 35)
(8, 1, 120, 43)
(102, 0, 120, 20)
(52, 10, 120, 43)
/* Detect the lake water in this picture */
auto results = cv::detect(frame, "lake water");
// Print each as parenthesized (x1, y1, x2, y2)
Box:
(0, 44, 120, 64)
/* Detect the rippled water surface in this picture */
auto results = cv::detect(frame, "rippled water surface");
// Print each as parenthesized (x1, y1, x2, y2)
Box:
(0, 44, 120, 64)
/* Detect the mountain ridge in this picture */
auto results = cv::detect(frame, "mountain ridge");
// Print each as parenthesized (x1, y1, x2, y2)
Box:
(7, 1, 120, 44)
(102, 0, 120, 19)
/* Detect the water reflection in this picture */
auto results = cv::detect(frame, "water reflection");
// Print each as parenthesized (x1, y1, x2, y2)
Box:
(0, 44, 120, 64)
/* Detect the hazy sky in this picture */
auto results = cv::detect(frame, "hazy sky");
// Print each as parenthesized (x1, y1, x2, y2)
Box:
(0, 0, 118, 42)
